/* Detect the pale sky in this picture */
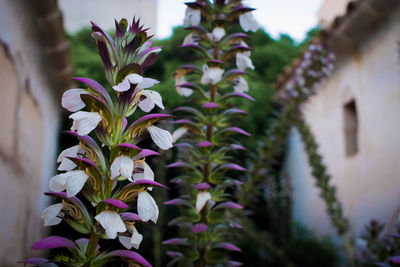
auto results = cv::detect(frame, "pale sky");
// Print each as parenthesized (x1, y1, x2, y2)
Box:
(157, 0, 324, 41)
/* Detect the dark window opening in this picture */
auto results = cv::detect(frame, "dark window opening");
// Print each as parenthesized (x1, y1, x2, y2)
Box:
(344, 99, 358, 156)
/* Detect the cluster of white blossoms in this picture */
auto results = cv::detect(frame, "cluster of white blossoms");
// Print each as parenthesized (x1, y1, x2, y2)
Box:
(41, 71, 173, 251)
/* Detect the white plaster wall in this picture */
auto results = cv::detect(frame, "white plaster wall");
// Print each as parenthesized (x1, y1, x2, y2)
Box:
(0, 0, 61, 264)
(286, 8, 400, 238)
(59, 0, 158, 34)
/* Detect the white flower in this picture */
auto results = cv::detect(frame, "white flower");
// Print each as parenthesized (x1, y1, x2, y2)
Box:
(41, 203, 64, 226)
(209, 27, 225, 42)
(112, 73, 143, 92)
(132, 161, 154, 182)
(239, 12, 259, 32)
(201, 65, 224, 85)
(95, 211, 126, 239)
(137, 191, 159, 223)
(196, 191, 212, 213)
(119, 224, 143, 250)
(175, 75, 193, 96)
(183, 7, 201, 26)
(233, 76, 249, 93)
(147, 125, 173, 150)
(236, 52, 254, 70)
(110, 155, 134, 180)
(69, 111, 102, 136)
(49, 170, 89, 197)
(138, 90, 164, 112)
(172, 127, 188, 143)
(57, 145, 86, 171)
(61, 89, 88, 112)
(183, 33, 200, 45)
(137, 78, 159, 89)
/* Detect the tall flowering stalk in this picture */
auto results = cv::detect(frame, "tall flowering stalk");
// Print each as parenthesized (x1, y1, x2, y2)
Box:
(23, 18, 172, 267)
(163, 1, 258, 266)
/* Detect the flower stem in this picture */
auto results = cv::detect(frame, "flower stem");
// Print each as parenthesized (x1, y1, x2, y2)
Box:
(85, 233, 100, 265)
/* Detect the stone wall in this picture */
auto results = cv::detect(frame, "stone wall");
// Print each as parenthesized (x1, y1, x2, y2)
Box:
(0, 0, 68, 265)
(284, 6, 400, 239)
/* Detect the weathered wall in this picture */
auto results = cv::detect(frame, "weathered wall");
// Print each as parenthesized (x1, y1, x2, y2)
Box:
(58, 0, 158, 34)
(0, 0, 62, 265)
(317, 0, 352, 26)
(285, 7, 400, 238)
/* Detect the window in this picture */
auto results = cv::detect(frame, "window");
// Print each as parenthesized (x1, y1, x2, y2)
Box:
(344, 99, 358, 156)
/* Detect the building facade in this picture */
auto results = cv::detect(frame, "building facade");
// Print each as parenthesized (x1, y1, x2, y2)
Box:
(283, 0, 400, 239)
(0, 0, 72, 265)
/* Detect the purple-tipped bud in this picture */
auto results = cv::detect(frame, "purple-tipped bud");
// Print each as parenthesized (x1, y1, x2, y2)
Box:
(222, 92, 256, 101)
(129, 179, 169, 189)
(191, 223, 208, 233)
(226, 127, 251, 136)
(120, 212, 141, 221)
(218, 201, 243, 209)
(391, 256, 400, 264)
(21, 258, 51, 265)
(131, 114, 172, 127)
(135, 149, 160, 158)
(31, 236, 76, 250)
(174, 143, 193, 148)
(216, 242, 241, 252)
(229, 260, 243, 266)
(194, 182, 210, 190)
(196, 141, 213, 147)
(102, 199, 128, 209)
(221, 163, 246, 171)
(166, 162, 191, 168)
(174, 119, 195, 125)
(234, 180, 244, 186)
(108, 250, 152, 267)
(229, 221, 244, 229)
(167, 251, 183, 258)
(118, 143, 142, 150)
(164, 198, 190, 206)
(202, 102, 219, 108)
(162, 238, 189, 245)
(224, 108, 247, 115)
(231, 144, 247, 150)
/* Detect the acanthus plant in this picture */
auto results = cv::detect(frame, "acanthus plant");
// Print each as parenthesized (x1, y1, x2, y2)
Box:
(163, 1, 258, 266)
(23, 17, 172, 267)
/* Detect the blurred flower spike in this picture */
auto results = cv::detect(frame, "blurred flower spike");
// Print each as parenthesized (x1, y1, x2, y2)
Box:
(24, 16, 172, 266)
(165, 0, 258, 266)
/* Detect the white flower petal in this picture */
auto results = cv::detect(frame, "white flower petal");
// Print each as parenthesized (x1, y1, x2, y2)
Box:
(65, 170, 89, 197)
(119, 235, 133, 249)
(127, 73, 143, 85)
(139, 90, 164, 112)
(201, 67, 224, 85)
(183, 33, 199, 45)
(211, 27, 226, 41)
(233, 76, 249, 93)
(41, 203, 63, 226)
(196, 191, 212, 213)
(172, 127, 188, 143)
(175, 76, 193, 96)
(239, 12, 259, 32)
(69, 111, 102, 136)
(183, 7, 201, 26)
(137, 191, 159, 223)
(112, 79, 131, 92)
(138, 78, 159, 89)
(110, 156, 134, 180)
(95, 211, 126, 239)
(61, 89, 88, 112)
(49, 173, 68, 192)
(132, 161, 154, 182)
(57, 145, 85, 171)
(147, 125, 173, 150)
(236, 52, 254, 70)
(131, 225, 143, 249)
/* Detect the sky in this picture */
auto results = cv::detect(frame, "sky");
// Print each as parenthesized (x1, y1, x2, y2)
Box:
(157, 0, 324, 42)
